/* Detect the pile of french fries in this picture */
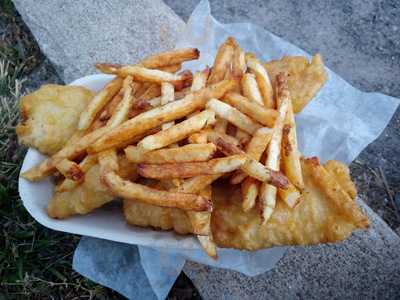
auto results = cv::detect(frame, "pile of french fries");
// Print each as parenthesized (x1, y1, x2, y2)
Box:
(23, 37, 312, 257)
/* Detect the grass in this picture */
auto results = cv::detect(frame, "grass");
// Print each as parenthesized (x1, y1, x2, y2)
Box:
(0, 2, 199, 298)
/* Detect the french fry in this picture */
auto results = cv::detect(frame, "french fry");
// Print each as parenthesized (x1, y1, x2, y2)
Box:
(259, 90, 290, 224)
(125, 143, 216, 164)
(98, 149, 119, 174)
(96, 63, 183, 75)
(197, 235, 217, 258)
(103, 172, 211, 212)
(241, 177, 259, 212)
(208, 37, 235, 84)
(277, 181, 302, 208)
(206, 98, 262, 134)
(137, 109, 215, 151)
(235, 129, 251, 146)
(89, 91, 123, 131)
(137, 84, 161, 101)
(230, 127, 272, 184)
(55, 159, 84, 181)
(232, 44, 246, 79)
(241, 73, 263, 105)
(213, 135, 288, 188)
(277, 73, 304, 190)
(138, 155, 246, 179)
(191, 67, 210, 92)
(88, 80, 235, 153)
(139, 48, 200, 69)
(78, 77, 123, 130)
(106, 76, 134, 128)
(214, 118, 228, 134)
(246, 54, 274, 108)
(55, 155, 98, 192)
(188, 131, 209, 144)
(222, 92, 277, 127)
(160, 82, 176, 130)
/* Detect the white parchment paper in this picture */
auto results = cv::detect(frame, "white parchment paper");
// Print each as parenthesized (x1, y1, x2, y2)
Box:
(19, 0, 399, 299)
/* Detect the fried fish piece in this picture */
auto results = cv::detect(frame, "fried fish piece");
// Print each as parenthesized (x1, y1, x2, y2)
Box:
(47, 157, 136, 219)
(264, 54, 327, 113)
(212, 158, 368, 250)
(123, 158, 368, 250)
(16, 85, 94, 155)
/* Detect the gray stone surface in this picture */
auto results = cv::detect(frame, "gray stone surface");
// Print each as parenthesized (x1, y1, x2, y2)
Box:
(13, 0, 185, 83)
(184, 201, 400, 299)
(165, 0, 400, 230)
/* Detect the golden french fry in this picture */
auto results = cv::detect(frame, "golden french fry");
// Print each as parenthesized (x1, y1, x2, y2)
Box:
(161, 82, 175, 105)
(137, 110, 215, 151)
(103, 172, 211, 212)
(96, 63, 183, 75)
(323, 160, 357, 200)
(88, 80, 235, 153)
(125, 143, 216, 164)
(214, 118, 228, 134)
(277, 73, 304, 189)
(139, 48, 200, 69)
(301, 157, 368, 227)
(235, 128, 251, 146)
(55, 158, 84, 181)
(246, 55, 274, 108)
(78, 77, 123, 130)
(115, 66, 192, 88)
(206, 98, 262, 134)
(208, 37, 235, 84)
(172, 174, 221, 194)
(223, 92, 277, 127)
(197, 235, 218, 258)
(232, 45, 246, 79)
(241, 177, 259, 212)
(98, 149, 119, 174)
(55, 155, 98, 192)
(138, 155, 246, 179)
(106, 76, 134, 129)
(191, 67, 210, 92)
(277, 180, 302, 208)
(241, 73, 263, 105)
(89, 91, 123, 131)
(230, 127, 272, 184)
(137, 84, 161, 101)
(188, 131, 209, 144)
(259, 88, 290, 224)
(204, 129, 241, 147)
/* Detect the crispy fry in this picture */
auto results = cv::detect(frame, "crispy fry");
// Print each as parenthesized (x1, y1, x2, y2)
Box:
(188, 131, 209, 144)
(139, 48, 200, 69)
(103, 172, 211, 212)
(241, 177, 259, 212)
(78, 77, 123, 130)
(161, 82, 175, 105)
(138, 84, 161, 101)
(232, 45, 246, 79)
(125, 143, 216, 164)
(55, 155, 98, 192)
(231, 127, 272, 184)
(241, 73, 263, 105)
(191, 67, 210, 92)
(137, 110, 215, 151)
(223, 92, 277, 127)
(96, 63, 183, 75)
(197, 235, 217, 258)
(138, 155, 246, 179)
(277, 181, 302, 208)
(246, 55, 274, 108)
(214, 118, 228, 134)
(206, 98, 262, 134)
(115, 66, 192, 89)
(277, 73, 304, 190)
(89, 80, 235, 153)
(55, 158, 84, 181)
(106, 76, 134, 128)
(98, 149, 119, 174)
(235, 129, 251, 146)
(259, 91, 290, 224)
(208, 37, 235, 84)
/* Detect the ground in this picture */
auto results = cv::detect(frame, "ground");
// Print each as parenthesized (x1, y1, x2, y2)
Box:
(0, 0, 398, 299)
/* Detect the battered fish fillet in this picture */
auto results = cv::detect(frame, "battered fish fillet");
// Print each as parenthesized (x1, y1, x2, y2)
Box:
(48, 157, 137, 219)
(123, 158, 368, 250)
(264, 55, 327, 113)
(16, 84, 93, 155)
